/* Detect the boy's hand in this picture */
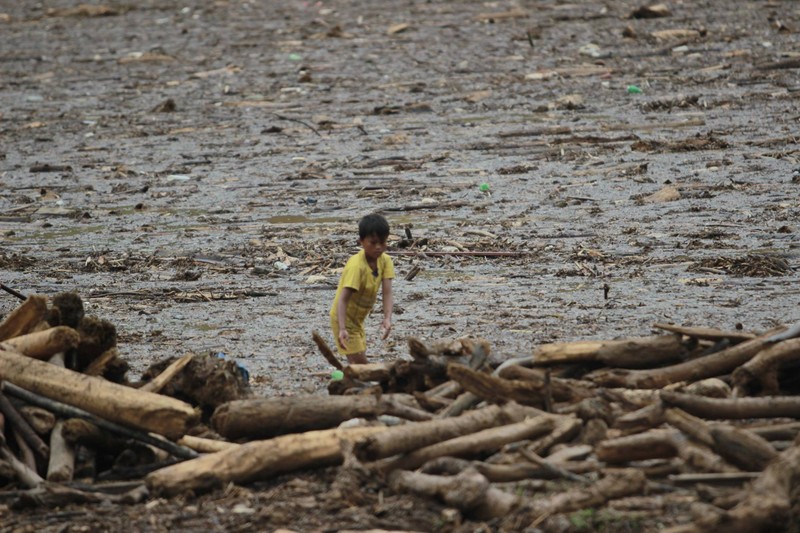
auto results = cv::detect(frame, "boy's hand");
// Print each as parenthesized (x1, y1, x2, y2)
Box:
(381, 318, 392, 339)
(338, 329, 350, 350)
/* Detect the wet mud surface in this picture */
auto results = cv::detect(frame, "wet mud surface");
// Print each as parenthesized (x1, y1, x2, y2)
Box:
(1, 0, 800, 530)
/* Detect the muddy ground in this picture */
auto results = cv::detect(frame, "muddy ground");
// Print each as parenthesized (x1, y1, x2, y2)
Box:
(1, 0, 799, 530)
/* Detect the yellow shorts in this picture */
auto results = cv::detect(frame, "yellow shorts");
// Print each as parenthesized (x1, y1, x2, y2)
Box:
(330, 316, 366, 356)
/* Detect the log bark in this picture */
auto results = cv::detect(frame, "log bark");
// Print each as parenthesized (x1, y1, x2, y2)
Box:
(529, 416, 582, 455)
(311, 330, 343, 370)
(389, 468, 519, 520)
(420, 457, 599, 482)
(662, 439, 800, 533)
(0, 391, 49, 458)
(47, 420, 75, 482)
(588, 327, 785, 389)
(83, 347, 120, 377)
(532, 334, 686, 368)
(383, 415, 555, 472)
(344, 363, 392, 382)
(18, 405, 56, 435)
(652, 323, 755, 342)
(212, 395, 383, 439)
(0, 295, 49, 342)
(596, 429, 679, 463)
(661, 391, 800, 419)
(731, 337, 800, 395)
(177, 435, 240, 453)
(140, 353, 194, 393)
(146, 426, 386, 496)
(354, 402, 541, 462)
(498, 365, 595, 403)
(0, 349, 198, 439)
(447, 364, 546, 406)
(0, 326, 80, 361)
(523, 469, 647, 525)
(3, 382, 197, 459)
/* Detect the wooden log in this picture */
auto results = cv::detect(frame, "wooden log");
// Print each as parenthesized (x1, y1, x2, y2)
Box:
(140, 353, 194, 393)
(177, 435, 239, 453)
(523, 469, 648, 524)
(746, 421, 800, 441)
(710, 426, 777, 472)
(212, 395, 382, 440)
(420, 457, 598, 482)
(379, 395, 433, 421)
(61, 418, 127, 451)
(652, 323, 755, 342)
(0, 349, 198, 440)
(614, 402, 666, 435)
(589, 327, 786, 389)
(0, 326, 80, 361)
(731, 337, 800, 395)
(668, 472, 760, 484)
(661, 391, 800, 419)
(672, 435, 740, 473)
(382, 415, 556, 472)
(146, 426, 386, 496)
(532, 334, 687, 368)
(529, 416, 582, 455)
(3, 382, 197, 459)
(447, 364, 545, 406)
(12, 428, 37, 471)
(662, 440, 800, 533)
(389, 468, 519, 519)
(312, 330, 343, 370)
(83, 347, 120, 377)
(497, 365, 595, 403)
(596, 429, 679, 463)
(0, 295, 49, 342)
(47, 421, 75, 482)
(343, 363, 392, 382)
(518, 447, 588, 482)
(18, 405, 56, 435)
(664, 407, 714, 446)
(0, 391, 49, 458)
(354, 402, 541, 462)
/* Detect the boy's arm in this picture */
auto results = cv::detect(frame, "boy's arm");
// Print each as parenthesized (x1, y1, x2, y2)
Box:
(337, 288, 355, 349)
(381, 278, 393, 339)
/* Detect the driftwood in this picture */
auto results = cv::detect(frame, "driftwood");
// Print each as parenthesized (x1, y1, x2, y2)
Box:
(588, 327, 786, 389)
(419, 457, 597, 482)
(521, 469, 648, 526)
(0, 349, 198, 439)
(311, 330, 343, 370)
(354, 403, 541, 462)
(652, 323, 755, 342)
(0, 326, 80, 361)
(596, 429, 679, 463)
(382, 415, 556, 472)
(18, 405, 56, 436)
(83, 347, 120, 377)
(499, 365, 595, 403)
(177, 435, 239, 453)
(661, 391, 800, 419)
(0, 391, 49, 458)
(139, 353, 194, 393)
(3, 382, 197, 460)
(532, 334, 687, 368)
(47, 421, 75, 482)
(146, 426, 386, 496)
(731, 337, 800, 395)
(212, 394, 429, 440)
(663, 440, 800, 533)
(344, 363, 392, 382)
(0, 296, 49, 342)
(390, 468, 519, 519)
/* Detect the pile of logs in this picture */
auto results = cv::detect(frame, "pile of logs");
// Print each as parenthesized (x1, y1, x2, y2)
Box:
(2, 291, 800, 531)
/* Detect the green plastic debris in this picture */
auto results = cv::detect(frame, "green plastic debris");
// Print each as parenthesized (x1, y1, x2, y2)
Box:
(288, 53, 302, 61)
(331, 369, 344, 381)
(626, 85, 643, 94)
(479, 182, 490, 192)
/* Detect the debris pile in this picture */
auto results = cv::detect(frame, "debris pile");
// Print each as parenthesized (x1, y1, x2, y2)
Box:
(1, 292, 800, 531)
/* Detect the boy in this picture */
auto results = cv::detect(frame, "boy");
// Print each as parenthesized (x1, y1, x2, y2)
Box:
(330, 214, 394, 365)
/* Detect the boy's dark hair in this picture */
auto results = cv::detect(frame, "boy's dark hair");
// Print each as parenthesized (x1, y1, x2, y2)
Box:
(359, 213, 390, 240)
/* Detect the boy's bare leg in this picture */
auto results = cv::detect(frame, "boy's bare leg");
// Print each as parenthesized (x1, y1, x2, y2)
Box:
(346, 352, 368, 365)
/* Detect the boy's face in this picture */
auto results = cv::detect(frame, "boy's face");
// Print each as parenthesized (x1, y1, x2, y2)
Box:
(360, 234, 388, 261)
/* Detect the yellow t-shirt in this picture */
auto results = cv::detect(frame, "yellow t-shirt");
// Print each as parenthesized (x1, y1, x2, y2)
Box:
(330, 250, 395, 334)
